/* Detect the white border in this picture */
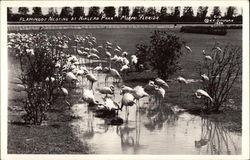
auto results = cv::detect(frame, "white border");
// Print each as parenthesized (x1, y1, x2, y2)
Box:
(1, 1, 249, 160)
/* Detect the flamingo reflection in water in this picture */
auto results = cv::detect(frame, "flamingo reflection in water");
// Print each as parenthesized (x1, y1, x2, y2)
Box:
(195, 118, 241, 154)
(145, 102, 179, 132)
(116, 109, 142, 153)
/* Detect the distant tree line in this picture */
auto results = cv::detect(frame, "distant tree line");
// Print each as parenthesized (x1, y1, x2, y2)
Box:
(7, 6, 242, 23)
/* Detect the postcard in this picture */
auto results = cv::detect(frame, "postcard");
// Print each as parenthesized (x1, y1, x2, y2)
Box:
(1, 0, 249, 160)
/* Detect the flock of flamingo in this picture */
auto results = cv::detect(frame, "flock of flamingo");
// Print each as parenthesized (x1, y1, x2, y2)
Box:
(10, 32, 215, 123)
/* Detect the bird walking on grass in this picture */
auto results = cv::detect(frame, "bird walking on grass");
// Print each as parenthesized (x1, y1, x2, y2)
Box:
(176, 76, 188, 97)
(155, 78, 169, 88)
(195, 89, 213, 102)
(185, 45, 192, 53)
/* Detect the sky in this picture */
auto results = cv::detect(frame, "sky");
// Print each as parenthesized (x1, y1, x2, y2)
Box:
(11, 6, 242, 17)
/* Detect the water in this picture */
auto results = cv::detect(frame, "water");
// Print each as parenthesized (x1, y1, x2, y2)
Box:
(69, 69, 241, 155)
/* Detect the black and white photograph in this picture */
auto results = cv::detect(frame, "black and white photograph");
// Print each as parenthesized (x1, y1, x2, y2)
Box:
(1, 1, 249, 159)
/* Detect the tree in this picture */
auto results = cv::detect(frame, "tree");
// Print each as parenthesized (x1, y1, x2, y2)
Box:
(60, 7, 73, 17)
(73, 7, 85, 17)
(136, 30, 183, 80)
(10, 32, 69, 124)
(159, 7, 168, 21)
(32, 7, 42, 16)
(131, 7, 145, 18)
(173, 7, 180, 21)
(103, 7, 116, 17)
(18, 7, 29, 15)
(145, 7, 157, 16)
(7, 7, 12, 18)
(88, 7, 100, 17)
(198, 44, 241, 113)
(182, 7, 194, 22)
(118, 6, 130, 17)
(225, 6, 237, 18)
(196, 6, 208, 21)
(48, 7, 58, 17)
(211, 7, 221, 18)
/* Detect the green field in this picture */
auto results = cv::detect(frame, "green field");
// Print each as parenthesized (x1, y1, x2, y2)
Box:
(8, 27, 242, 154)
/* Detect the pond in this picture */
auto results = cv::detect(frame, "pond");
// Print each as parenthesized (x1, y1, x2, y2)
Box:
(69, 69, 241, 155)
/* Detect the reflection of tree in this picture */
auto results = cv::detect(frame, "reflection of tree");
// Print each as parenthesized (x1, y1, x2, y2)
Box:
(144, 103, 179, 131)
(195, 118, 240, 154)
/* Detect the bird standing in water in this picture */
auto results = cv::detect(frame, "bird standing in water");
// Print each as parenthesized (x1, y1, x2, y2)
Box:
(120, 93, 136, 122)
(132, 86, 149, 108)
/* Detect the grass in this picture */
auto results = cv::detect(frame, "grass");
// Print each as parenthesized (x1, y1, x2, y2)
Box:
(8, 28, 242, 154)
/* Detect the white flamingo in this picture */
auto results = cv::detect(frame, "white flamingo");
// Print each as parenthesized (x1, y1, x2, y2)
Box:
(154, 85, 165, 105)
(65, 72, 78, 88)
(185, 45, 192, 53)
(155, 78, 169, 88)
(105, 68, 122, 86)
(204, 55, 213, 61)
(86, 71, 97, 89)
(195, 89, 213, 102)
(82, 89, 98, 105)
(120, 85, 134, 95)
(120, 93, 137, 122)
(177, 76, 188, 96)
(98, 85, 115, 97)
(132, 86, 149, 108)
(201, 74, 209, 81)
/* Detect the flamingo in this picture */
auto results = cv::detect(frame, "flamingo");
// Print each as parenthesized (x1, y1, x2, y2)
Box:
(131, 55, 138, 65)
(201, 74, 209, 81)
(132, 86, 149, 108)
(144, 80, 156, 101)
(98, 85, 115, 97)
(122, 51, 128, 57)
(84, 47, 90, 52)
(114, 48, 121, 54)
(60, 87, 71, 108)
(120, 93, 137, 122)
(105, 68, 121, 86)
(14, 84, 27, 94)
(122, 57, 130, 66)
(204, 55, 213, 61)
(185, 45, 192, 53)
(106, 41, 112, 46)
(154, 85, 165, 105)
(155, 78, 169, 88)
(195, 89, 213, 102)
(116, 45, 122, 52)
(86, 71, 97, 89)
(65, 72, 78, 88)
(82, 89, 98, 105)
(87, 53, 100, 64)
(52, 87, 70, 108)
(202, 49, 206, 55)
(103, 98, 120, 115)
(120, 64, 130, 75)
(90, 48, 99, 54)
(214, 46, 222, 52)
(120, 85, 134, 95)
(176, 76, 188, 96)
(93, 63, 102, 74)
